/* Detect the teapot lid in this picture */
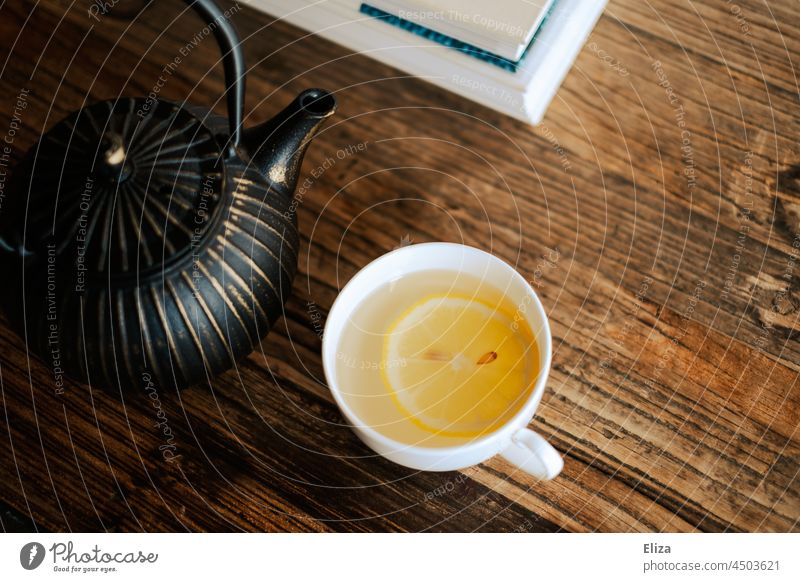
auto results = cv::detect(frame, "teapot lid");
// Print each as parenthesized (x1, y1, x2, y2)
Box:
(12, 97, 226, 280)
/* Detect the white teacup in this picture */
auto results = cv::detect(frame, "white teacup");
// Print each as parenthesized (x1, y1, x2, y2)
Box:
(322, 242, 563, 480)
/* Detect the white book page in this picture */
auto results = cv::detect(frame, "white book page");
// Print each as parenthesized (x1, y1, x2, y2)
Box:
(369, 0, 554, 57)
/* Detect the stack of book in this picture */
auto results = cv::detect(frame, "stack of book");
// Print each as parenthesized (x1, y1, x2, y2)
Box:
(244, 0, 607, 124)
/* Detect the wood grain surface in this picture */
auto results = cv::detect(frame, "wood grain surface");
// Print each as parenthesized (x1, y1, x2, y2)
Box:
(0, 0, 798, 532)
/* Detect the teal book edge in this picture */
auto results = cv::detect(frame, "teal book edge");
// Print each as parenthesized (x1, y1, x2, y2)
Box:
(359, 3, 557, 72)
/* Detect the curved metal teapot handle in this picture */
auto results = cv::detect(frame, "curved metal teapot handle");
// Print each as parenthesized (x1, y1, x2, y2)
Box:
(182, 0, 245, 147)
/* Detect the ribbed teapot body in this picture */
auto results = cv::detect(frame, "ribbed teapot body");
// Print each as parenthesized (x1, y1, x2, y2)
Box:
(0, 99, 299, 392)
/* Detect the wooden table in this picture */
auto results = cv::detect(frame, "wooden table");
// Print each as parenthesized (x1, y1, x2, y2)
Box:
(0, 0, 797, 532)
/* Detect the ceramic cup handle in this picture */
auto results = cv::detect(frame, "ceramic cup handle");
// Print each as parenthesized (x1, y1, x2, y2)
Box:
(500, 428, 563, 480)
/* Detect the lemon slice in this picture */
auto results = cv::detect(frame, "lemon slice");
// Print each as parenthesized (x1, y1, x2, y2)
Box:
(381, 293, 537, 437)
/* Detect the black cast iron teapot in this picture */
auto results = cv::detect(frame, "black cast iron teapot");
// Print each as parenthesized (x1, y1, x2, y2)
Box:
(0, 0, 336, 391)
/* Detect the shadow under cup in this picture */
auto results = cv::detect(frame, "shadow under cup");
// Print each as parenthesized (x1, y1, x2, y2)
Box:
(322, 243, 553, 469)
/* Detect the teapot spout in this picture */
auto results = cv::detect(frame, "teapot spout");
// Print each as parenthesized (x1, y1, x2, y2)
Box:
(241, 88, 336, 194)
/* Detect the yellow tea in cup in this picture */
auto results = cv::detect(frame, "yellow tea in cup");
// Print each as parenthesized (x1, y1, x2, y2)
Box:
(334, 269, 539, 447)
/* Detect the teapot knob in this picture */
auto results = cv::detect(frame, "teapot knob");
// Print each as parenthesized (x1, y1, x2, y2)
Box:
(97, 132, 132, 182)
